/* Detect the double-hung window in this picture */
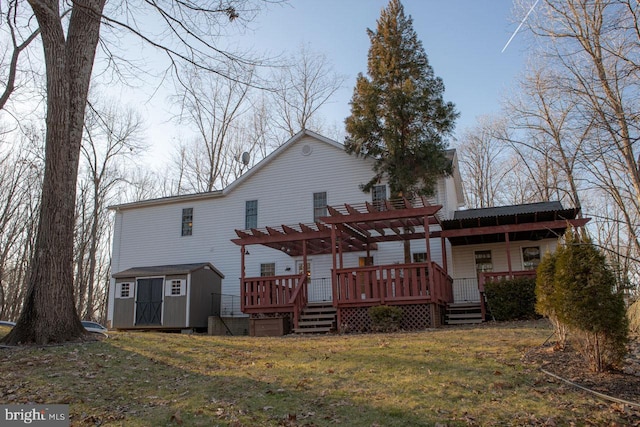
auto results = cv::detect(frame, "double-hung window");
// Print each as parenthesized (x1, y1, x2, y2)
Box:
(181, 208, 193, 236)
(372, 184, 387, 210)
(522, 247, 541, 270)
(313, 192, 327, 222)
(245, 200, 258, 229)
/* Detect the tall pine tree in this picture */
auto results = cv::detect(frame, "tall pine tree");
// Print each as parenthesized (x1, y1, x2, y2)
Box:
(345, 0, 458, 198)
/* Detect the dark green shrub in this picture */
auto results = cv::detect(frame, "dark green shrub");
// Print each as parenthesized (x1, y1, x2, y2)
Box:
(551, 230, 628, 371)
(369, 305, 403, 332)
(484, 277, 537, 321)
(535, 251, 567, 348)
(532, 230, 629, 371)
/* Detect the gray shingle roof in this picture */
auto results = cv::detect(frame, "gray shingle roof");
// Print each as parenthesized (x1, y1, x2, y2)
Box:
(112, 262, 223, 279)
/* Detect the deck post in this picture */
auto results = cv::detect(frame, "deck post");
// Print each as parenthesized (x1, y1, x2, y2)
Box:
(440, 236, 448, 274)
(331, 224, 338, 308)
(424, 215, 434, 294)
(240, 245, 246, 311)
(505, 232, 513, 275)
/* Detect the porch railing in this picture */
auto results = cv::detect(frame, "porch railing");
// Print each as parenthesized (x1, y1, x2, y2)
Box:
(288, 274, 308, 329)
(452, 278, 481, 303)
(333, 261, 453, 307)
(241, 273, 306, 313)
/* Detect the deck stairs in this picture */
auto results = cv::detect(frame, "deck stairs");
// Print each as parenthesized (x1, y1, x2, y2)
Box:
(293, 302, 337, 334)
(445, 302, 483, 325)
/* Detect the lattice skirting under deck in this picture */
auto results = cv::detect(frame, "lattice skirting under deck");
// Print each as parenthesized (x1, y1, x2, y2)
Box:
(339, 303, 443, 333)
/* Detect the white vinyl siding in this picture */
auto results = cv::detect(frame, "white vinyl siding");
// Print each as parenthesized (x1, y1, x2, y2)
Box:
(108, 132, 463, 322)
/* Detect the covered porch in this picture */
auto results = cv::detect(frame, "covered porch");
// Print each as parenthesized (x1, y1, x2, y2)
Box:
(232, 197, 454, 333)
(441, 202, 590, 321)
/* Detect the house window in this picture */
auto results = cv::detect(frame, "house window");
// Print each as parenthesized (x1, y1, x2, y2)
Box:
(475, 250, 493, 273)
(313, 192, 327, 222)
(522, 246, 541, 270)
(372, 184, 387, 210)
(166, 279, 185, 296)
(118, 282, 132, 298)
(260, 263, 275, 277)
(181, 208, 193, 236)
(245, 200, 258, 229)
(413, 252, 427, 263)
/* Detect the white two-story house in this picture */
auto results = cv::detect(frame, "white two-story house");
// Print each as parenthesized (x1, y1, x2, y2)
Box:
(107, 130, 587, 334)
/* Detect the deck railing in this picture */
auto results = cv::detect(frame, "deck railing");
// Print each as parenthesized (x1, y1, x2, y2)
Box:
(452, 278, 481, 302)
(288, 274, 308, 329)
(241, 273, 306, 313)
(333, 262, 453, 307)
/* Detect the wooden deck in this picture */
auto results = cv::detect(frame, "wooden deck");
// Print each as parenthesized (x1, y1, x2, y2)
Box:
(334, 261, 452, 307)
(241, 262, 453, 330)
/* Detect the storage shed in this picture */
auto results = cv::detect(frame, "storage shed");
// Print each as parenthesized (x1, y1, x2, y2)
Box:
(111, 263, 223, 331)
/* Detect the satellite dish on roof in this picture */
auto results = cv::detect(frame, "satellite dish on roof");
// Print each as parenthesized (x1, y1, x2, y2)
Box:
(241, 152, 250, 166)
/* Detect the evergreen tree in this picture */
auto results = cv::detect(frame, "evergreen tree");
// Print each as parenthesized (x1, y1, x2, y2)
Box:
(536, 230, 628, 372)
(345, 0, 458, 198)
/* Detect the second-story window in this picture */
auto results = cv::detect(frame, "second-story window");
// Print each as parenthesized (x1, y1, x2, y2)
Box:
(313, 192, 327, 222)
(372, 184, 387, 210)
(181, 208, 193, 236)
(245, 200, 258, 229)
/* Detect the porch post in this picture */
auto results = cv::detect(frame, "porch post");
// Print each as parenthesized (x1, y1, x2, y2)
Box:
(240, 245, 246, 311)
(331, 225, 338, 309)
(424, 215, 434, 293)
(440, 236, 448, 274)
(505, 232, 513, 275)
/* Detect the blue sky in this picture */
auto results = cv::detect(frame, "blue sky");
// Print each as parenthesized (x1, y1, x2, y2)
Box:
(142, 1, 531, 162)
(246, 0, 529, 137)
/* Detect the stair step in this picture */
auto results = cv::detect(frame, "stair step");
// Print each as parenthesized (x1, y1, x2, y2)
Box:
(293, 326, 332, 334)
(298, 318, 334, 326)
(303, 306, 336, 314)
(300, 312, 336, 319)
(448, 302, 481, 308)
(446, 319, 483, 325)
(446, 313, 482, 319)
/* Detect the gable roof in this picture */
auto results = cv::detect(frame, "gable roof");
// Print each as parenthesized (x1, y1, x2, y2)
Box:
(109, 130, 345, 211)
(112, 262, 224, 279)
(224, 129, 346, 194)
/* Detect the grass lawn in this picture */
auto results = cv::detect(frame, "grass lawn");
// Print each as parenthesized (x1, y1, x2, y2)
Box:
(0, 320, 635, 426)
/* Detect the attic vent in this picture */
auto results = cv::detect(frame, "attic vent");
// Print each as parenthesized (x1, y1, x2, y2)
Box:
(301, 145, 313, 156)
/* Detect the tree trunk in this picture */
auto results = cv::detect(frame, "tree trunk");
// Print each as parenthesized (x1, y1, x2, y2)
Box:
(1, 0, 106, 345)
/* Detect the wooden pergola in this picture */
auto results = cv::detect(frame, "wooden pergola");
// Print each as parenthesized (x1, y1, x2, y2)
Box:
(232, 197, 454, 329)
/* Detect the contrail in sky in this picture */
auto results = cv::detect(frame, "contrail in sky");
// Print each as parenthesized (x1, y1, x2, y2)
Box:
(502, 0, 540, 53)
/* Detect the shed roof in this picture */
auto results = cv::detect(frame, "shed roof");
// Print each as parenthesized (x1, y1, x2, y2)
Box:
(452, 201, 564, 220)
(441, 201, 587, 245)
(112, 262, 224, 279)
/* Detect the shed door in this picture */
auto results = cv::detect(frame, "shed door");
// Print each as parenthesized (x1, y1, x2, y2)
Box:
(135, 278, 163, 325)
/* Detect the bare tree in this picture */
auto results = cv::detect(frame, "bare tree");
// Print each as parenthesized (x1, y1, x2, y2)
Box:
(171, 62, 255, 193)
(0, 130, 43, 321)
(0, 0, 42, 111)
(456, 115, 513, 208)
(269, 43, 345, 138)
(517, 0, 640, 291)
(75, 99, 145, 320)
(504, 64, 586, 209)
(2, 0, 275, 345)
